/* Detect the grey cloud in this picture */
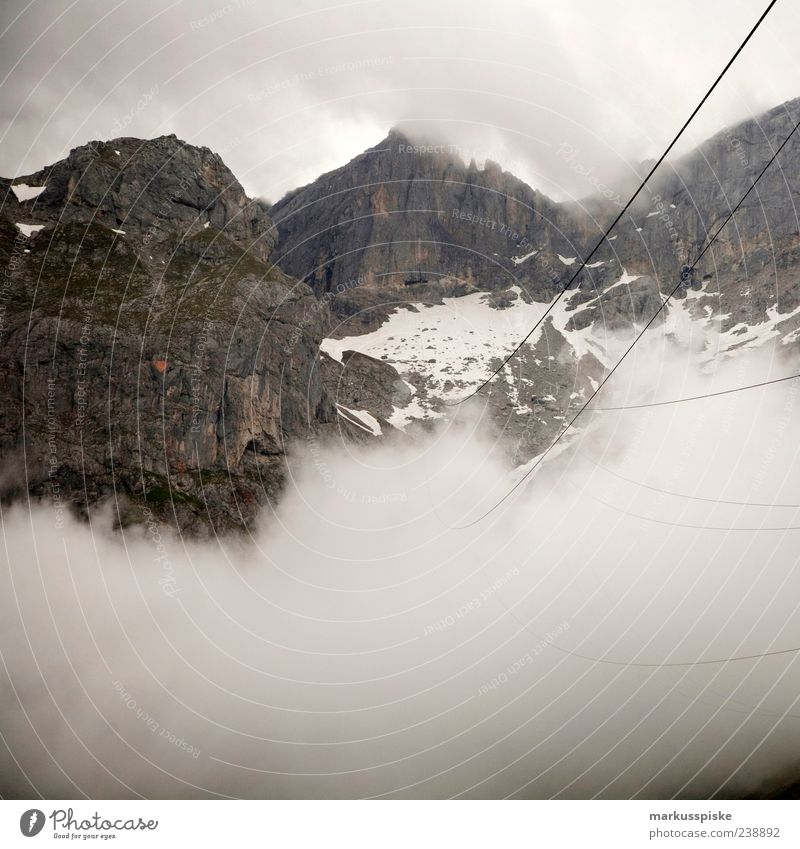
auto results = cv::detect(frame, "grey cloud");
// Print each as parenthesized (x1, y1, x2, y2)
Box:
(2, 0, 800, 203)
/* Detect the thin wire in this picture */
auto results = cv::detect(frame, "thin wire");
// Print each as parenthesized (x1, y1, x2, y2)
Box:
(593, 494, 800, 532)
(581, 454, 800, 509)
(549, 635, 800, 669)
(449, 0, 779, 405)
(450, 111, 800, 529)
(595, 372, 800, 411)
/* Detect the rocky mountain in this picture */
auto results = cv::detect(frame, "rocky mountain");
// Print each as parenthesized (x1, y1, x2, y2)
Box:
(271, 102, 800, 461)
(273, 105, 800, 321)
(597, 98, 800, 327)
(0, 135, 383, 534)
(269, 129, 582, 328)
(3, 97, 800, 532)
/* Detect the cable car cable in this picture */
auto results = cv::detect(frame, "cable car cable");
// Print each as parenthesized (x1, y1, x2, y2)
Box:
(449, 0, 779, 405)
(449, 110, 800, 528)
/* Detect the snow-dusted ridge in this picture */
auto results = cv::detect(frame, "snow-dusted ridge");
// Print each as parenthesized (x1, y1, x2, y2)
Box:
(320, 266, 795, 437)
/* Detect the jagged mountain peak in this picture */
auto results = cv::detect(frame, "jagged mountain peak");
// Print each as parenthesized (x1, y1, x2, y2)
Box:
(269, 127, 569, 307)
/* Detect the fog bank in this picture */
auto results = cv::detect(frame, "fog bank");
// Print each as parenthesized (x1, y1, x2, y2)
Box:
(2, 347, 800, 799)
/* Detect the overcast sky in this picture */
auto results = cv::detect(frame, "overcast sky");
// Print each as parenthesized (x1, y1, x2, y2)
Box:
(1, 0, 799, 203)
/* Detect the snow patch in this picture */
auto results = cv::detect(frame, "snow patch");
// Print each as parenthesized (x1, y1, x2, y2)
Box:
(336, 405, 382, 436)
(558, 254, 576, 266)
(11, 183, 46, 202)
(389, 395, 442, 430)
(321, 288, 552, 406)
(15, 223, 45, 237)
(511, 249, 538, 265)
(666, 282, 800, 360)
(602, 268, 641, 294)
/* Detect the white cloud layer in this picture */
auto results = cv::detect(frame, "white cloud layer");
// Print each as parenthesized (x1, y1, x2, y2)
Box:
(3, 341, 800, 799)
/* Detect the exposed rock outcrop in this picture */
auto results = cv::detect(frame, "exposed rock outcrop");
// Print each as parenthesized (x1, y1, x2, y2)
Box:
(0, 137, 337, 534)
(269, 128, 583, 316)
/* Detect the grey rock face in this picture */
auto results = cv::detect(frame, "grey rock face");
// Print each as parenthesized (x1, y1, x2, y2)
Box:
(271, 101, 800, 335)
(269, 129, 583, 314)
(0, 139, 336, 534)
(565, 276, 664, 333)
(268, 102, 800, 475)
(320, 350, 408, 426)
(576, 99, 800, 328)
(2, 134, 277, 263)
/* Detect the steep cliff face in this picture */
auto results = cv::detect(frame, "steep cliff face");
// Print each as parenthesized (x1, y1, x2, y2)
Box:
(269, 129, 585, 328)
(276, 102, 800, 463)
(271, 101, 800, 336)
(0, 136, 350, 534)
(568, 98, 800, 329)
